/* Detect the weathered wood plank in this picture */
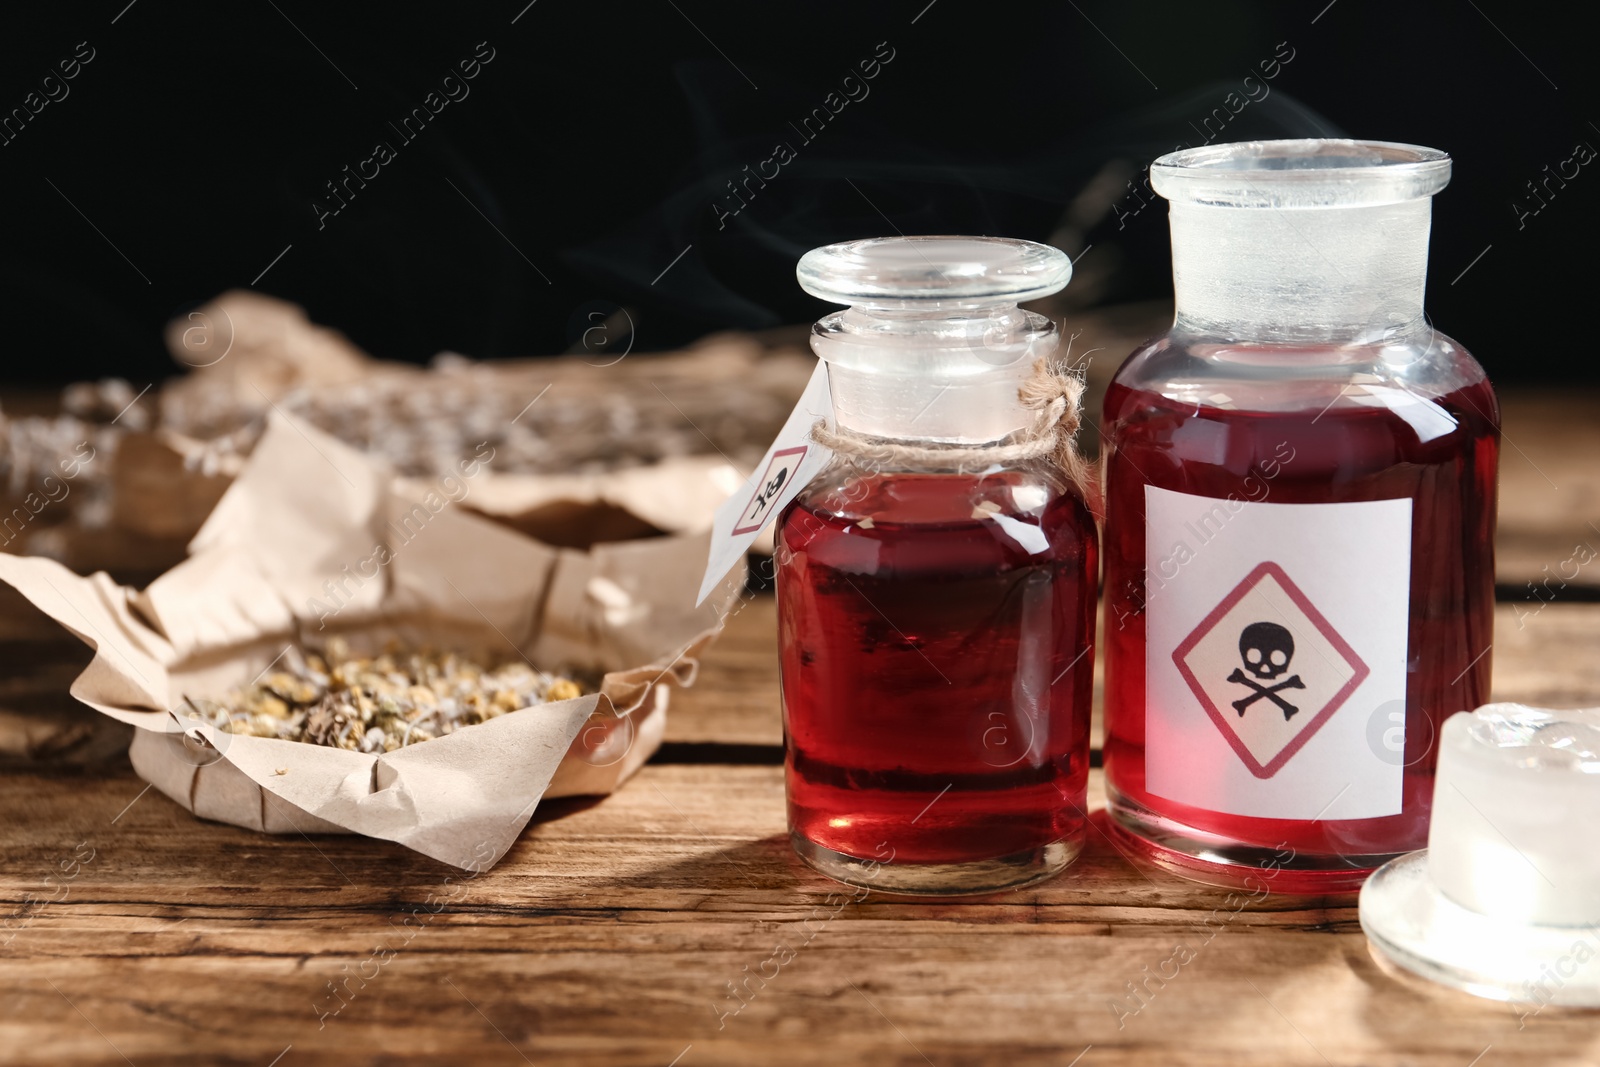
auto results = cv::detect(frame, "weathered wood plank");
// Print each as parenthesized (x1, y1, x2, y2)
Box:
(1495, 391, 1600, 591)
(8, 589, 1597, 762)
(663, 595, 782, 749)
(1, 764, 1593, 1066)
(1489, 601, 1600, 709)
(665, 598, 1600, 751)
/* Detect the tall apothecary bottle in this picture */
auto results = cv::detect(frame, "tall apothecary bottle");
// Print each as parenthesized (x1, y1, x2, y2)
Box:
(778, 237, 1097, 895)
(1101, 140, 1499, 893)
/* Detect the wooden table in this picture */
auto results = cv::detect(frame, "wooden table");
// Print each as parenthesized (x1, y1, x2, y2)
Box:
(3, 388, 1599, 1066)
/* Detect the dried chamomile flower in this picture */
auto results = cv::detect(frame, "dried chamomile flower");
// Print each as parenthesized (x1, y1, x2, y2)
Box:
(181, 642, 589, 753)
(546, 679, 582, 702)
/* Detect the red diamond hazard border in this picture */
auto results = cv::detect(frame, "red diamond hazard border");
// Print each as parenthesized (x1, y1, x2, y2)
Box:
(732, 445, 808, 536)
(1171, 561, 1371, 780)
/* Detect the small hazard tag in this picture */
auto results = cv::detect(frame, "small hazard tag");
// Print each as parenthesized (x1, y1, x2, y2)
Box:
(733, 447, 809, 536)
(697, 363, 834, 605)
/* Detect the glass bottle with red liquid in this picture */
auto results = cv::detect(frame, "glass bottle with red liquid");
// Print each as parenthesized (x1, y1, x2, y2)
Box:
(778, 236, 1098, 894)
(1101, 140, 1499, 893)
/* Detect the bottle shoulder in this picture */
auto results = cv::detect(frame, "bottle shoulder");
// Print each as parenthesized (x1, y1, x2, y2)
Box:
(1106, 328, 1496, 426)
(793, 457, 1087, 524)
(782, 461, 1097, 569)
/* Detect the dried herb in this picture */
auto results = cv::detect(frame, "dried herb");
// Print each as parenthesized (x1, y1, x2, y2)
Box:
(182, 639, 587, 752)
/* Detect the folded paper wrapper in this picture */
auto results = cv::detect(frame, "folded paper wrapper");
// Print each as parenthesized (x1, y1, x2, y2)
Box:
(0, 413, 743, 870)
(112, 288, 775, 553)
(118, 427, 748, 550)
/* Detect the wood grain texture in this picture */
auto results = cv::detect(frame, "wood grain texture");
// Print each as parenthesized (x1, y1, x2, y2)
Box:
(665, 598, 1600, 751)
(7, 591, 1598, 764)
(3, 763, 1596, 1066)
(1493, 391, 1600, 591)
(2, 374, 1599, 1065)
(664, 596, 782, 749)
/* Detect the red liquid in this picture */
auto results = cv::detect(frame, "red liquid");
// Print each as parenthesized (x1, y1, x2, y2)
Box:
(1102, 370, 1499, 892)
(777, 471, 1096, 868)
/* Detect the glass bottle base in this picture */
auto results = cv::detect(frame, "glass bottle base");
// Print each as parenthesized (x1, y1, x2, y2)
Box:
(1106, 787, 1398, 895)
(789, 831, 1083, 897)
(1360, 851, 1600, 1007)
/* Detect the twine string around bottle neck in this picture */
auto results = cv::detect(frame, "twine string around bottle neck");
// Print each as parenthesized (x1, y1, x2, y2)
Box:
(807, 358, 1101, 517)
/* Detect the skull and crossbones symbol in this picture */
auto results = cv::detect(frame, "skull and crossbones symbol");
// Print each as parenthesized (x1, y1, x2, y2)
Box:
(1227, 622, 1305, 720)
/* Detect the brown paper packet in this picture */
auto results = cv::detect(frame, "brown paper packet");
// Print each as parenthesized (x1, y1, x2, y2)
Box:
(0, 412, 743, 870)
(118, 429, 744, 548)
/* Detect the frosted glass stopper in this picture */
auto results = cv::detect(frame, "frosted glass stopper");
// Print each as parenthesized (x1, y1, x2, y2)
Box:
(1151, 139, 1451, 343)
(1428, 704, 1600, 926)
(1360, 704, 1600, 1008)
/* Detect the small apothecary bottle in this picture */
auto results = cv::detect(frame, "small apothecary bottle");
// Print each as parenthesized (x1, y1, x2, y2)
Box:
(1101, 140, 1499, 893)
(778, 236, 1098, 895)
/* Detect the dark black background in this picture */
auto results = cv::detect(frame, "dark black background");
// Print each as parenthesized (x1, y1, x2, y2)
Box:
(1, 0, 1593, 384)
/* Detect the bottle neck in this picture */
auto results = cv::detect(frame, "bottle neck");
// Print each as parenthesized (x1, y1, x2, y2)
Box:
(1169, 199, 1433, 344)
(814, 305, 1055, 444)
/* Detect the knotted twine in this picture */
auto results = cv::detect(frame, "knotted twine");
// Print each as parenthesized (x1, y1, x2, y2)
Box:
(808, 358, 1102, 519)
